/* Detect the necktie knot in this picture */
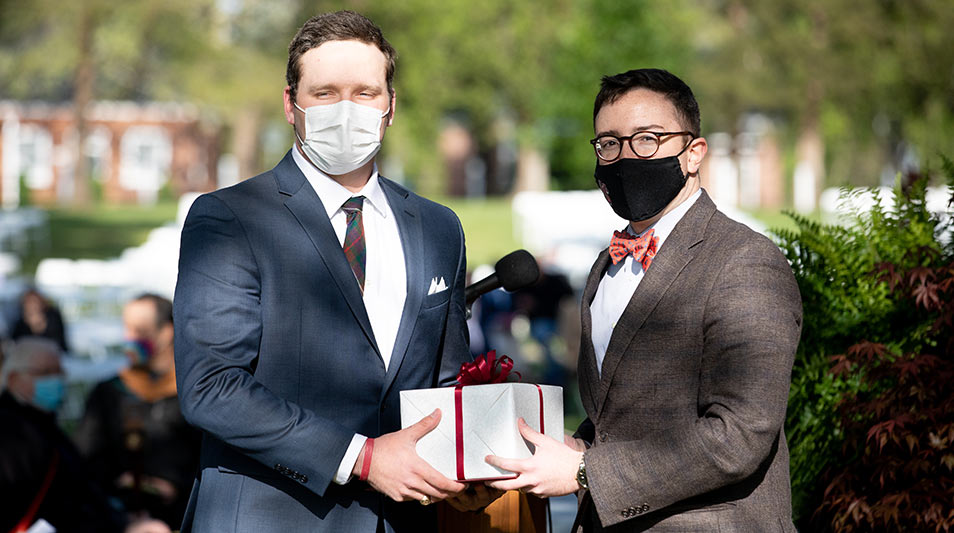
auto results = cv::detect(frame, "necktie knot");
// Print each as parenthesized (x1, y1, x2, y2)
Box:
(342, 196, 364, 215)
(609, 229, 658, 271)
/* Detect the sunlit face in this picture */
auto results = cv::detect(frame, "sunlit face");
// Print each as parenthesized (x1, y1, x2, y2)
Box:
(593, 88, 708, 229)
(122, 299, 172, 357)
(283, 40, 394, 140)
(123, 299, 159, 342)
(594, 88, 699, 172)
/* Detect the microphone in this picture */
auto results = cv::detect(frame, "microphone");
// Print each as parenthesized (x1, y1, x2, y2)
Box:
(465, 249, 540, 306)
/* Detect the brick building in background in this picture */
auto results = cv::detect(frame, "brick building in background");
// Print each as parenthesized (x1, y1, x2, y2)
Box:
(0, 100, 219, 207)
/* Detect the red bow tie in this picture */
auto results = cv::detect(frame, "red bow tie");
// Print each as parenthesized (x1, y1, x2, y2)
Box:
(609, 229, 658, 270)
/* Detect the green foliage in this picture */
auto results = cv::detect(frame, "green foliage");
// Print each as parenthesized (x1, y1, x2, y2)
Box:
(693, 0, 954, 187)
(773, 163, 951, 522)
(5, 1, 952, 199)
(19, 201, 179, 275)
(0, 0, 217, 101)
(18, 174, 31, 206)
(815, 259, 954, 530)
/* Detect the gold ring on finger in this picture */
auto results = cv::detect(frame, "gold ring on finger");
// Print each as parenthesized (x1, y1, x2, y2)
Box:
(420, 496, 432, 506)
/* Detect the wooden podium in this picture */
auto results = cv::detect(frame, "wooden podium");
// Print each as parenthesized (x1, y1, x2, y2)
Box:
(437, 490, 548, 532)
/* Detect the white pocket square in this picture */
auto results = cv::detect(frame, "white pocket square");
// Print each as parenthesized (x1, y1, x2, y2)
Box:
(427, 276, 448, 295)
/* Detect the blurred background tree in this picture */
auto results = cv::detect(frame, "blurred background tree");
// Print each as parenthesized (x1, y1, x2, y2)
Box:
(3, 0, 951, 199)
(692, 0, 954, 188)
(0, 0, 217, 205)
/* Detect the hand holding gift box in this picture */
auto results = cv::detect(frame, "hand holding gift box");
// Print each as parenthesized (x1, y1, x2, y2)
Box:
(400, 351, 564, 482)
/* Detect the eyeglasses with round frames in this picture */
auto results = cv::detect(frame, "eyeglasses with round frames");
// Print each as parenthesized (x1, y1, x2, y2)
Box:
(589, 131, 695, 162)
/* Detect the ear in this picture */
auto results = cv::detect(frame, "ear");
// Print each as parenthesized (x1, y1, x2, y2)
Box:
(387, 89, 396, 127)
(283, 86, 296, 126)
(686, 136, 708, 176)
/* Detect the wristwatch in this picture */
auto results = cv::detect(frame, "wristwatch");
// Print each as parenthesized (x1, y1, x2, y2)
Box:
(576, 454, 589, 490)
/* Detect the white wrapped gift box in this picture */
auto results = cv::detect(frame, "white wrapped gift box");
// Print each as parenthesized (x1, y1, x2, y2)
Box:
(400, 383, 564, 481)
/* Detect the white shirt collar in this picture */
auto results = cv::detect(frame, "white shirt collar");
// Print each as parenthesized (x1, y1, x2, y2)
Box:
(291, 145, 389, 219)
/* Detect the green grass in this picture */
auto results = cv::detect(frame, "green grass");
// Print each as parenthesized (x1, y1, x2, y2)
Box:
(20, 201, 179, 275)
(439, 196, 522, 269)
(746, 208, 808, 235)
(16, 196, 816, 278)
(19, 197, 519, 277)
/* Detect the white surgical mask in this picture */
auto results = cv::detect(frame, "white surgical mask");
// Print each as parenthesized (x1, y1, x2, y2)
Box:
(294, 100, 389, 176)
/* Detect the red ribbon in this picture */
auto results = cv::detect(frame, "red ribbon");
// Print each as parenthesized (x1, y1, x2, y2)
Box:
(454, 385, 465, 480)
(455, 350, 519, 386)
(452, 351, 543, 480)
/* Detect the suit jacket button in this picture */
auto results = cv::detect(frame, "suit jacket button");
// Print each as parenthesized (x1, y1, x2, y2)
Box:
(300, 474, 308, 483)
(641, 503, 650, 511)
(621, 510, 629, 517)
(599, 432, 607, 442)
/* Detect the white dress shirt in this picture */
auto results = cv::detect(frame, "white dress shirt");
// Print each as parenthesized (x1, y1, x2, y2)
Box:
(590, 189, 701, 375)
(292, 146, 407, 483)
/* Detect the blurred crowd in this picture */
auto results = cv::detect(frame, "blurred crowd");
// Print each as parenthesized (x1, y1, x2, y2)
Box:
(0, 261, 583, 532)
(1, 289, 198, 533)
(467, 257, 584, 418)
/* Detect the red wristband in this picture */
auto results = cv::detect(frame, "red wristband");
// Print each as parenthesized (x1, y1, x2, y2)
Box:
(359, 438, 374, 481)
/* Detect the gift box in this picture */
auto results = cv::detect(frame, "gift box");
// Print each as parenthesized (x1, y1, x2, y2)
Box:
(400, 353, 564, 481)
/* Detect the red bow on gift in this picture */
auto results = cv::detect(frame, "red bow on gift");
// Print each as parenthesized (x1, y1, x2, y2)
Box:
(451, 350, 543, 481)
(456, 350, 520, 386)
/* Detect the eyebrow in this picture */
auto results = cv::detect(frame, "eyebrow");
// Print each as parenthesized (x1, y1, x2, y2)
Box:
(595, 124, 666, 137)
(306, 83, 384, 95)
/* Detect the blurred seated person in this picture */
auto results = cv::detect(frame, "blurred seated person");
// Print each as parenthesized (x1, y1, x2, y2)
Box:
(12, 288, 69, 353)
(74, 294, 200, 528)
(0, 337, 125, 533)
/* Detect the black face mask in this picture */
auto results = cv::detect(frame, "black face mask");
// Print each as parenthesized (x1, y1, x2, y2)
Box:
(594, 155, 688, 222)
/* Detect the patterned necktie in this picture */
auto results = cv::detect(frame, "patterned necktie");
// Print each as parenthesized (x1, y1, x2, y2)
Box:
(608, 228, 658, 271)
(341, 196, 366, 292)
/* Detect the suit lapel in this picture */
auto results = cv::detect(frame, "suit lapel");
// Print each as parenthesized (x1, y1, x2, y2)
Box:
(276, 151, 380, 359)
(579, 250, 610, 415)
(379, 177, 424, 397)
(594, 192, 716, 419)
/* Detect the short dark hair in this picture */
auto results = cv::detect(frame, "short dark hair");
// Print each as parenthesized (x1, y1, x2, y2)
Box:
(286, 10, 397, 103)
(132, 293, 173, 329)
(593, 68, 701, 137)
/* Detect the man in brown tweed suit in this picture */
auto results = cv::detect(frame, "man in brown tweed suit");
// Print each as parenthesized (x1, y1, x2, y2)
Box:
(486, 68, 802, 532)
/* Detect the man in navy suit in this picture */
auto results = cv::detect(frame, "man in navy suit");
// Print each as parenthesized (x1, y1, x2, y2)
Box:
(174, 10, 492, 532)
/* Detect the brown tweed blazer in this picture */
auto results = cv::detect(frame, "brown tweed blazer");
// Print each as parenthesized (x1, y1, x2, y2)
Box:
(573, 190, 802, 532)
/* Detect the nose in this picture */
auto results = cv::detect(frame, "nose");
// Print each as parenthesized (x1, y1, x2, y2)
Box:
(620, 142, 641, 159)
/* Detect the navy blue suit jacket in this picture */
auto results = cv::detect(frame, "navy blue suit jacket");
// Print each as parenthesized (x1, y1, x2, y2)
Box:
(173, 151, 471, 532)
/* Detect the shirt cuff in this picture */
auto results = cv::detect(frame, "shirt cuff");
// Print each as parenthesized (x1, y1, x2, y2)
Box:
(334, 433, 368, 485)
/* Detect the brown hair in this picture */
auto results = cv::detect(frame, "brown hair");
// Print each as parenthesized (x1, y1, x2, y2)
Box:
(286, 10, 397, 103)
(132, 293, 173, 329)
(593, 68, 701, 138)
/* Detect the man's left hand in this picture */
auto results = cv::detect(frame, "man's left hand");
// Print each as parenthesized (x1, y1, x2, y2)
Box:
(484, 418, 583, 498)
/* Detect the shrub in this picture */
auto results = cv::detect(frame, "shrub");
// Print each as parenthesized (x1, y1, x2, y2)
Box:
(773, 159, 953, 524)
(813, 253, 954, 531)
